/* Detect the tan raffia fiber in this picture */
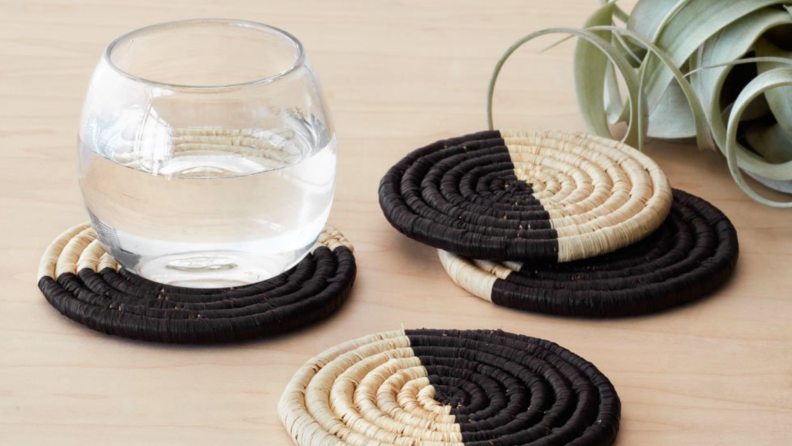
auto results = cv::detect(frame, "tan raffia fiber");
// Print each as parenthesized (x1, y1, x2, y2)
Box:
(438, 250, 512, 305)
(77, 239, 119, 273)
(315, 225, 354, 253)
(55, 228, 96, 278)
(36, 223, 90, 279)
(278, 330, 465, 446)
(501, 130, 673, 262)
(38, 223, 352, 280)
(436, 250, 523, 303)
(437, 250, 497, 302)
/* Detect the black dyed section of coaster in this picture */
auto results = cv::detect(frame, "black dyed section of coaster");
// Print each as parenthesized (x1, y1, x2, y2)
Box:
(379, 130, 558, 263)
(39, 246, 355, 344)
(406, 328, 620, 446)
(491, 189, 739, 317)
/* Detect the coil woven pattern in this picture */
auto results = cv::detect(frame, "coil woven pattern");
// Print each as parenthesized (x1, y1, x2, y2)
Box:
(279, 328, 621, 446)
(37, 223, 355, 344)
(439, 190, 739, 317)
(379, 130, 673, 263)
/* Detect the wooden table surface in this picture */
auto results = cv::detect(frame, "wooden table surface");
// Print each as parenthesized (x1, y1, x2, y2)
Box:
(2, 1, 791, 445)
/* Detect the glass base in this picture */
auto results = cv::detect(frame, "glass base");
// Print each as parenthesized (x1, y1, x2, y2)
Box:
(134, 251, 298, 288)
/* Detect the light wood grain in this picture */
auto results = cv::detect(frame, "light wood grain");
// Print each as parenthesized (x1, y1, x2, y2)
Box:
(1, 1, 791, 445)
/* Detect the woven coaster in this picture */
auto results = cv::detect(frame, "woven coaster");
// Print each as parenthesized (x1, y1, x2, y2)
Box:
(279, 328, 620, 446)
(439, 189, 739, 317)
(380, 129, 673, 263)
(37, 223, 356, 344)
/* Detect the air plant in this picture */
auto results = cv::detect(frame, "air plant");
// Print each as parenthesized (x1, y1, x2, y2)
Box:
(488, 0, 792, 208)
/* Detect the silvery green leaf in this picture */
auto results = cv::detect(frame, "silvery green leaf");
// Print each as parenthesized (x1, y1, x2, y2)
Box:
(688, 8, 792, 158)
(636, 0, 787, 120)
(487, 24, 644, 147)
(745, 121, 792, 163)
(747, 174, 792, 194)
(577, 3, 624, 132)
(755, 37, 792, 139)
(604, 64, 626, 123)
(627, 0, 682, 41)
(720, 95, 773, 125)
(646, 81, 696, 140)
(726, 67, 792, 207)
(589, 26, 714, 149)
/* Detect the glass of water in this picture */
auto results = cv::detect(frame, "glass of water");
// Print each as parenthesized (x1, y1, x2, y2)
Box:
(79, 19, 336, 288)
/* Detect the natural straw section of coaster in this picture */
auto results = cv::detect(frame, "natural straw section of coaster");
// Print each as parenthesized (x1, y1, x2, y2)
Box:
(279, 328, 621, 446)
(439, 190, 739, 318)
(379, 130, 673, 263)
(37, 224, 355, 344)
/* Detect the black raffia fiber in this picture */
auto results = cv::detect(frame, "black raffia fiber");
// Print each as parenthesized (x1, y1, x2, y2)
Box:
(406, 328, 621, 446)
(379, 130, 559, 263)
(38, 245, 356, 344)
(455, 189, 739, 318)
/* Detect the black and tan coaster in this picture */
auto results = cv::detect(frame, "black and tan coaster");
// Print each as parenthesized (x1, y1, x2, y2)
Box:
(37, 223, 356, 344)
(439, 189, 739, 317)
(379, 129, 673, 263)
(279, 328, 621, 446)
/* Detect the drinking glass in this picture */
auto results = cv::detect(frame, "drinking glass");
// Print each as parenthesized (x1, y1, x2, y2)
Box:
(78, 19, 336, 288)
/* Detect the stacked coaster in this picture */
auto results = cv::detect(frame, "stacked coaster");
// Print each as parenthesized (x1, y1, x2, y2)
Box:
(439, 190, 739, 317)
(37, 223, 356, 344)
(279, 328, 621, 446)
(380, 130, 739, 317)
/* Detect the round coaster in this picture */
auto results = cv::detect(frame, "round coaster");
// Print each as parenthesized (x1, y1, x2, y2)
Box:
(380, 129, 673, 263)
(279, 328, 620, 446)
(439, 189, 739, 317)
(37, 223, 356, 344)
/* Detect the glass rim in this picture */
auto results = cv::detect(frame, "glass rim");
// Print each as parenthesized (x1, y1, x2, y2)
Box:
(103, 18, 306, 91)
